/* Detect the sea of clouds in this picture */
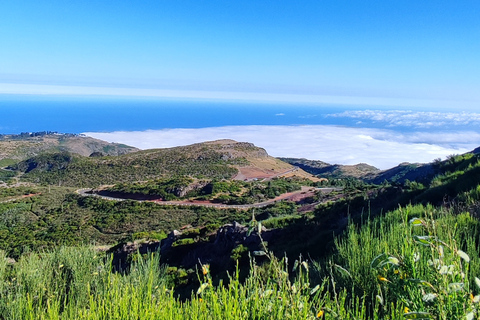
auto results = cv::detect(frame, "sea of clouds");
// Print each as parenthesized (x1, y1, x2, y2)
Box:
(84, 124, 480, 170)
(327, 110, 480, 128)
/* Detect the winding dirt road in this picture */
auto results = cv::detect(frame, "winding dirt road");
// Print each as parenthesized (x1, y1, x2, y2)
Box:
(76, 186, 341, 210)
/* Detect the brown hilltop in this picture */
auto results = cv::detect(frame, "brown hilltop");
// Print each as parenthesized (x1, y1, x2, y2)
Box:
(200, 140, 317, 181)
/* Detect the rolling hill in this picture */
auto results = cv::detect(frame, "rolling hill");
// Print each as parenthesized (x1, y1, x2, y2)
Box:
(10, 139, 316, 187)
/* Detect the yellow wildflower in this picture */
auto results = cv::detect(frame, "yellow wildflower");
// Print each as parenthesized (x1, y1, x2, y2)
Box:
(404, 306, 410, 313)
(377, 275, 389, 282)
(317, 310, 324, 318)
(202, 265, 209, 275)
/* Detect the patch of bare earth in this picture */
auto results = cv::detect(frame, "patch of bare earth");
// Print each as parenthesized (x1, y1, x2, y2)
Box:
(233, 156, 320, 182)
(234, 165, 321, 182)
(234, 167, 276, 181)
(0, 193, 41, 204)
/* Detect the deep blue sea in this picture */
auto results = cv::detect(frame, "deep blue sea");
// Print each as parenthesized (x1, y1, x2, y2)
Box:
(0, 96, 424, 134)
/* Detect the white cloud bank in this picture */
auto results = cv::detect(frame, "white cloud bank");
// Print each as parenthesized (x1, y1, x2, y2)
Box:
(84, 125, 480, 170)
(327, 110, 480, 128)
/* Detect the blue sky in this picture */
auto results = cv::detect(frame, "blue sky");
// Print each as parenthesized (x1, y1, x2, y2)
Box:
(1, 1, 479, 108)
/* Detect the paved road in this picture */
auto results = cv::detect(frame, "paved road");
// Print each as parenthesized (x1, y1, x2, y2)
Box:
(76, 187, 342, 210)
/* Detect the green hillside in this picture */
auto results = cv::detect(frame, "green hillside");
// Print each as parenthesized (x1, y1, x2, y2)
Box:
(12, 149, 239, 187)
(11, 145, 240, 187)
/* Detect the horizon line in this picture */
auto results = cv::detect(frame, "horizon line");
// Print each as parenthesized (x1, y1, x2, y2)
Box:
(1, 82, 477, 110)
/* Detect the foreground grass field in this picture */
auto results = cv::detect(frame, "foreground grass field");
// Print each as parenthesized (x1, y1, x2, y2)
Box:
(2, 202, 480, 319)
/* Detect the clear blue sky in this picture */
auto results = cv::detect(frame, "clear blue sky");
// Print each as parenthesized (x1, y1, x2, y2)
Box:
(0, 1, 479, 108)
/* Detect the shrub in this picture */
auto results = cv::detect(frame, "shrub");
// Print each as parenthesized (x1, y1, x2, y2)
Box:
(172, 238, 196, 247)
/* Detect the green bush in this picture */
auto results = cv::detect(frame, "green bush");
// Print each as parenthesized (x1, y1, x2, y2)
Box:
(172, 238, 196, 247)
(230, 244, 248, 261)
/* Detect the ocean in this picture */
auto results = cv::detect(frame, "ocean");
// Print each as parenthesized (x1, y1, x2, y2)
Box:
(0, 96, 438, 134)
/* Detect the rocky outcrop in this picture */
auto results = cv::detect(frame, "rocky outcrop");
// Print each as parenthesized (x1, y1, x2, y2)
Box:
(220, 142, 269, 159)
(170, 181, 210, 197)
(107, 222, 272, 273)
(107, 240, 161, 272)
(160, 222, 271, 270)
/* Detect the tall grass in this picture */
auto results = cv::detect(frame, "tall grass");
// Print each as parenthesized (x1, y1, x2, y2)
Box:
(2, 202, 480, 319)
(329, 203, 480, 319)
(0, 246, 372, 319)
